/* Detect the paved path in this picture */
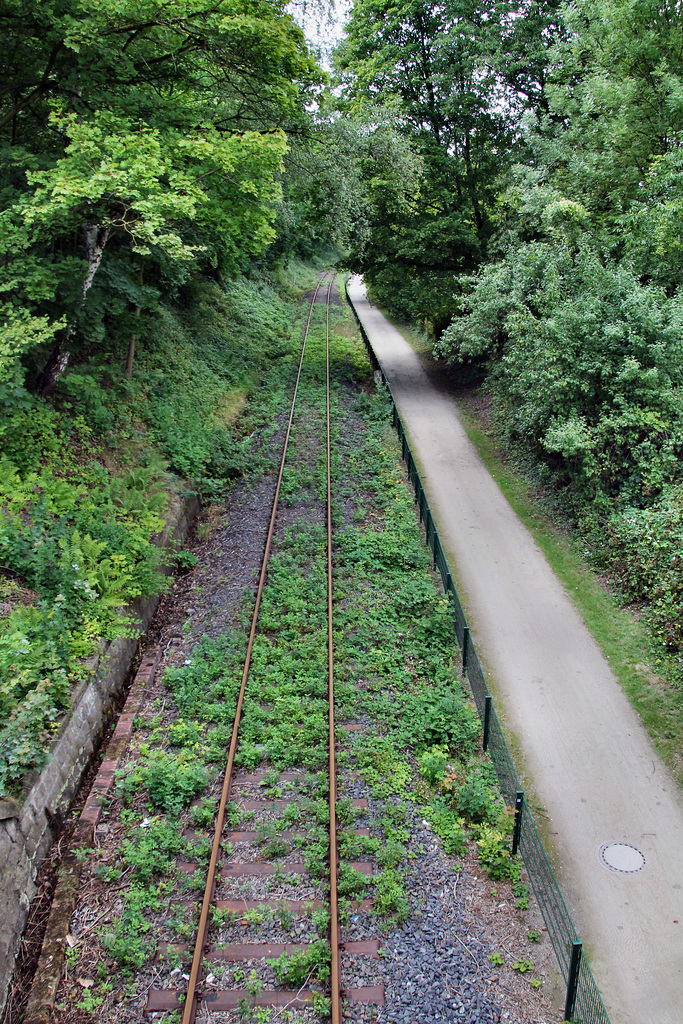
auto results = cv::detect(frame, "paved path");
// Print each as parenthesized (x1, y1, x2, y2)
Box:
(348, 277, 683, 1024)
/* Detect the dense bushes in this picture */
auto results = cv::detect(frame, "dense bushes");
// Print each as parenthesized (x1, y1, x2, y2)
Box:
(438, 246, 683, 510)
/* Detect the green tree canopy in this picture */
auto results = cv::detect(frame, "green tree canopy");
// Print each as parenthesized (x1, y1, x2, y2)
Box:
(336, 0, 514, 331)
(0, 0, 320, 388)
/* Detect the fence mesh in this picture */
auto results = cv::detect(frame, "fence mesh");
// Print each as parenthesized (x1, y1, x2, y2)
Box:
(481, 697, 518, 806)
(575, 956, 612, 1024)
(518, 804, 576, 978)
(345, 282, 611, 1024)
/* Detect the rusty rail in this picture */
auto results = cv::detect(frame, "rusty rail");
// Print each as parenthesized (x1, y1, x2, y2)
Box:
(180, 273, 333, 1024)
(325, 279, 341, 1024)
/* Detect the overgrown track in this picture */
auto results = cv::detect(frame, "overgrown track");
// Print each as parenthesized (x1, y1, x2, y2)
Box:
(143, 274, 381, 1024)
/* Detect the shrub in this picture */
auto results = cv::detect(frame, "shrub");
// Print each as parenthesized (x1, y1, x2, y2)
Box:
(455, 768, 498, 824)
(403, 688, 481, 753)
(118, 748, 208, 815)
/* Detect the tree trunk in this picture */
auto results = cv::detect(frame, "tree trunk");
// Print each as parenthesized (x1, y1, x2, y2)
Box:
(38, 324, 74, 397)
(39, 223, 110, 397)
(463, 134, 483, 232)
(125, 267, 143, 379)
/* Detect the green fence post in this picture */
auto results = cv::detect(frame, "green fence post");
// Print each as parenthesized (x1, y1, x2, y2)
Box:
(564, 942, 583, 1021)
(483, 695, 492, 752)
(462, 626, 470, 675)
(512, 791, 524, 855)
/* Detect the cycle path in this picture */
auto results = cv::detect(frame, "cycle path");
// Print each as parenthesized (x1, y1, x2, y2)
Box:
(348, 277, 683, 1024)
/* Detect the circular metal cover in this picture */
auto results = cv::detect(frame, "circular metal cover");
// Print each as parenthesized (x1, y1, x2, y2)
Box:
(598, 842, 646, 875)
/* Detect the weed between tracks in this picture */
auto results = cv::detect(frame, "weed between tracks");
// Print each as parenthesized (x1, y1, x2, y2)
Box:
(52, 284, 558, 1024)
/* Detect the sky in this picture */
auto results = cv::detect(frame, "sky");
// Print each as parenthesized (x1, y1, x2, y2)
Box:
(289, 0, 351, 69)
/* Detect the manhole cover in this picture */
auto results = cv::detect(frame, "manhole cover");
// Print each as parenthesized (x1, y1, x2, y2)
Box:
(598, 842, 645, 875)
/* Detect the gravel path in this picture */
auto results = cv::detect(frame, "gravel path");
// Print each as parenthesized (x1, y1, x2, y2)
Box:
(347, 276, 683, 1024)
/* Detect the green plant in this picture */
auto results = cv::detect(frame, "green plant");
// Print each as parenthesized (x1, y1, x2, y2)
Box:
(117, 748, 208, 815)
(120, 817, 187, 882)
(417, 745, 449, 786)
(211, 906, 239, 927)
(99, 883, 155, 974)
(276, 904, 295, 931)
(246, 970, 263, 999)
(237, 997, 252, 1019)
(267, 940, 330, 986)
(376, 839, 405, 869)
(373, 869, 408, 924)
(424, 802, 468, 858)
(475, 821, 514, 880)
(76, 983, 110, 1015)
(93, 862, 122, 883)
(260, 836, 290, 860)
(528, 929, 541, 943)
(455, 771, 498, 824)
(311, 905, 330, 935)
(190, 798, 216, 828)
(401, 689, 481, 754)
(243, 906, 273, 926)
(312, 992, 331, 1017)
(489, 951, 504, 966)
(513, 879, 530, 910)
(338, 863, 368, 901)
(174, 549, 198, 572)
(512, 959, 534, 973)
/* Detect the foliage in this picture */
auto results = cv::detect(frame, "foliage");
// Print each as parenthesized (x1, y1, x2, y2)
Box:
(336, 0, 515, 332)
(0, 424, 168, 791)
(117, 748, 208, 816)
(0, 0, 320, 388)
(423, 801, 468, 858)
(427, 0, 683, 676)
(454, 764, 499, 823)
(267, 940, 330, 985)
(121, 817, 188, 882)
(418, 746, 450, 787)
(0, 267, 308, 792)
(598, 488, 683, 652)
(372, 869, 409, 924)
(99, 882, 157, 974)
(402, 688, 481, 754)
(475, 819, 515, 880)
(438, 245, 683, 512)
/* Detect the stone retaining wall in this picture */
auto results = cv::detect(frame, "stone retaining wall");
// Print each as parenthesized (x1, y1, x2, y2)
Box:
(0, 492, 198, 1015)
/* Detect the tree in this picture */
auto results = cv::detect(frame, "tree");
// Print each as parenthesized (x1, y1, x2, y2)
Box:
(0, 0, 320, 388)
(437, 0, 683, 514)
(337, 0, 513, 331)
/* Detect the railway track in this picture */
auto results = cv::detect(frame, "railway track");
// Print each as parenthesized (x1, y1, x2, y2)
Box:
(144, 274, 385, 1023)
(28, 268, 561, 1024)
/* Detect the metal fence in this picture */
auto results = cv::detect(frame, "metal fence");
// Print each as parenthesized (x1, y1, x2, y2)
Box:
(345, 282, 611, 1024)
